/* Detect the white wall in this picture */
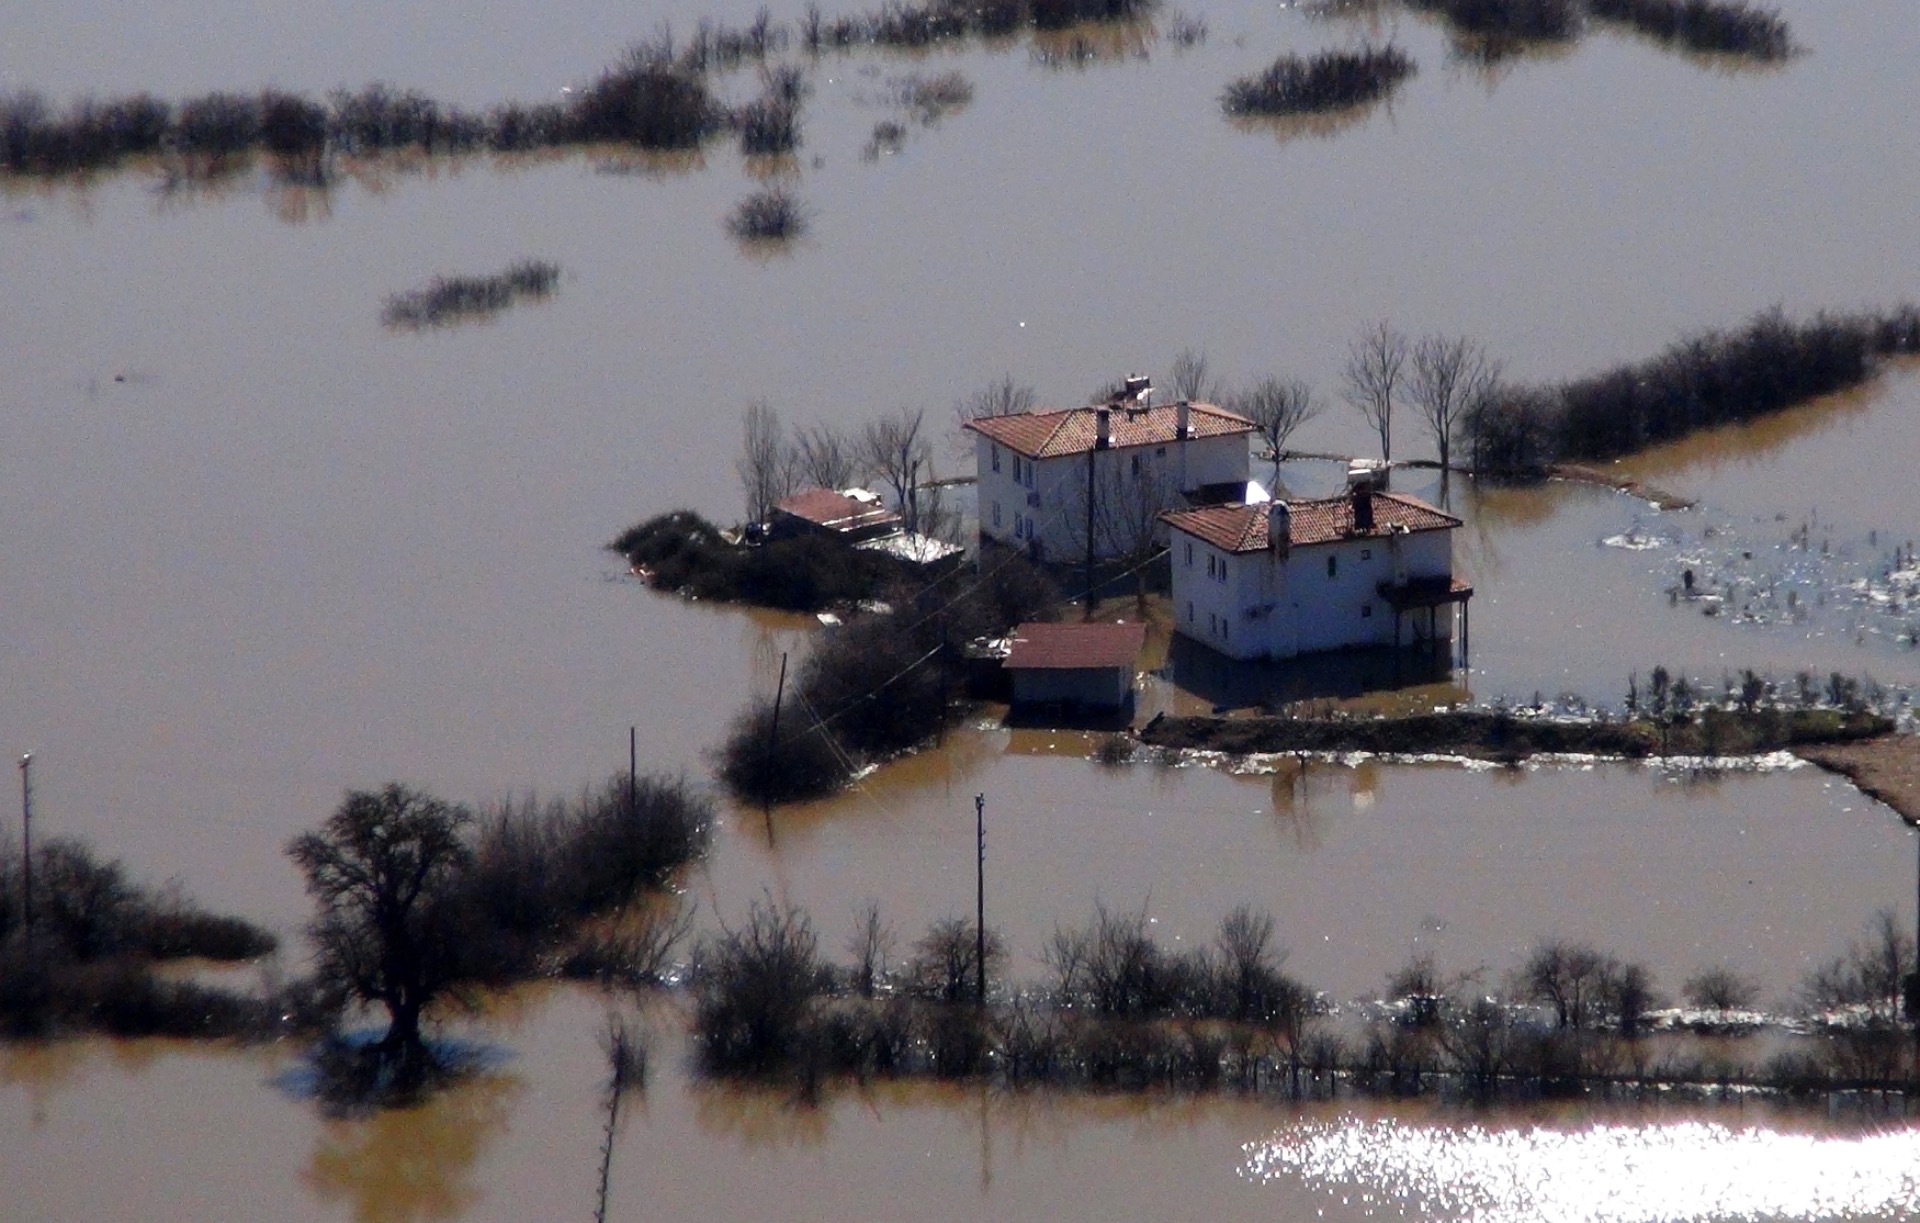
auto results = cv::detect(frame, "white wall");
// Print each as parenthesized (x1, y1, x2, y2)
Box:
(976, 430, 1251, 564)
(1171, 523, 1458, 661)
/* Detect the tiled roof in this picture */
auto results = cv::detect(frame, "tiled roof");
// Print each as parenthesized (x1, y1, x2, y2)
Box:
(1002, 621, 1147, 671)
(965, 402, 1253, 459)
(1163, 492, 1462, 554)
(774, 488, 899, 533)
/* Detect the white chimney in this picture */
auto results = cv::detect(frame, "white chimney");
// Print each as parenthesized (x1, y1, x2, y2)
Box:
(1267, 502, 1290, 557)
(1176, 399, 1191, 438)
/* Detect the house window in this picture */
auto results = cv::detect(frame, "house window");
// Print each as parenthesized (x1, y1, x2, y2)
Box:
(1209, 613, 1217, 636)
(1155, 446, 1166, 457)
(1361, 548, 1371, 560)
(1025, 462, 1036, 490)
(1185, 542, 1194, 567)
(1361, 604, 1372, 618)
(1217, 559, 1227, 585)
(1327, 555, 1338, 579)
(991, 446, 1001, 474)
(1206, 555, 1214, 579)
(1130, 454, 1142, 477)
(1015, 516, 1025, 539)
(1223, 619, 1229, 642)
(1187, 601, 1194, 624)
(992, 502, 1001, 528)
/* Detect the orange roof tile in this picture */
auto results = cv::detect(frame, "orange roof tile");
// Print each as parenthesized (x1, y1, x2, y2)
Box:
(1163, 492, 1462, 553)
(964, 401, 1253, 459)
(1002, 621, 1147, 670)
(774, 488, 900, 533)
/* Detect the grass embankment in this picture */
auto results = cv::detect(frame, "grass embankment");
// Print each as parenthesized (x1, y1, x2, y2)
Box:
(1469, 305, 1920, 479)
(1138, 707, 1891, 760)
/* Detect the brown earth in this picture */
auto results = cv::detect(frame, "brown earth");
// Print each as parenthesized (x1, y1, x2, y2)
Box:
(1796, 736, 1920, 826)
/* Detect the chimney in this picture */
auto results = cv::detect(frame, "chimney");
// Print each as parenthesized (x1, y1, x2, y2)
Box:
(1176, 399, 1191, 438)
(1351, 482, 1375, 533)
(1095, 407, 1111, 449)
(1267, 502, 1291, 557)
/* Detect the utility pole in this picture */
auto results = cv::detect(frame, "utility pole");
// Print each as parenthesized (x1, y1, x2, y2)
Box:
(765, 652, 788, 845)
(629, 726, 638, 817)
(18, 753, 33, 936)
(1084, 447, 1096, 622)
(975, 792, 986, 1006)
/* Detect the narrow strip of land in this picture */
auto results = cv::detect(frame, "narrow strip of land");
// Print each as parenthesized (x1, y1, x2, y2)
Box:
(1795, 737, 1920, 827)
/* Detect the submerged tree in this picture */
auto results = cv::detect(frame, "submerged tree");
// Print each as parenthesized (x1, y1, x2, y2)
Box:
(1342, 321, 1409, 463)
(289, 784, 474, 1069)
(1232, 377, 1320, 480)
(1408, 334, 1501, 481)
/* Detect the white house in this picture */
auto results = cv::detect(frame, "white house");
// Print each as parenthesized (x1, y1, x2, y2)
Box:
(964, 380, 1255, 564)
(1162, 478, 1471, 662)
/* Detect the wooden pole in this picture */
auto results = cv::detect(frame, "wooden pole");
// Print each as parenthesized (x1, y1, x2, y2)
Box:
(18, 753, 32, 936)
(975, 792, 986, 1006)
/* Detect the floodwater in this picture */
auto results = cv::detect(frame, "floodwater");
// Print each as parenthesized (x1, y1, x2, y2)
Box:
(5, 0, 1920, 1217)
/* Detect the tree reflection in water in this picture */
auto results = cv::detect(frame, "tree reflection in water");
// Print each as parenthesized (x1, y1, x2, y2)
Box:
(302, 1073, 521, 1223)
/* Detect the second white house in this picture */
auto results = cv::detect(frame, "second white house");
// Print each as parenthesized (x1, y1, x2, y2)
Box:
(964, 380, 1256, 564)
(1162, 477, 1472, 662)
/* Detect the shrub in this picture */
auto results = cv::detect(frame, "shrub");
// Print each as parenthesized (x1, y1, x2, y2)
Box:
(570, 43, 722, 149)
(1222, 43, 1415, 117)
(717, 699, 853, 805)
(381, 260, 561, 329)
(1683, 965, 1761, 1012)
(693, 899, 830, 1075)
(1406, 0, 1581, 41)
(728, 185, 810, 242)
(1586, 0, 1794, 59)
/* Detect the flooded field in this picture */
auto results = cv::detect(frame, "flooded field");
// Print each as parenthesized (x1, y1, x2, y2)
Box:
(4, 0, 1920, 1218)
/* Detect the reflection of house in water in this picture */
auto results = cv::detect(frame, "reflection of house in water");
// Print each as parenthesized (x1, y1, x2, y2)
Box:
(1162, 469, 1471, 664)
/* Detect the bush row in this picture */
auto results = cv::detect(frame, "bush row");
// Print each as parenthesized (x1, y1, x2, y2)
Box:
(692, 899, 1920, 1103)
(1467, 304, 1920, 478)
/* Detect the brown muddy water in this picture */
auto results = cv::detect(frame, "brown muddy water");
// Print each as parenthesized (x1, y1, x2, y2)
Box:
(4, 0, 1920, 1217)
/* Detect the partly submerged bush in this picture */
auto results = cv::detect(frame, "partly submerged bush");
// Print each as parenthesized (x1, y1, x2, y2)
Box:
(1222, 43, 1416, 117)
(728, 185, 810, 242)
(380, 260, 560, 330)
(1406, 0, 1582, 42)
(1586, 0, 1794, 59)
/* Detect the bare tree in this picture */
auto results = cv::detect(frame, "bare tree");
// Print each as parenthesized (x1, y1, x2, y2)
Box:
(1341, 321, 1408, 463)
(288, 784, 474, 1067)
(1065, 460, 1178, 605)
(846, 899, 896, 998)
(1233, 377, 1320, 480)
(1167, 347, 1224, 403)
(1408, 334, 1502, 478)
(858, 405, 930, 531)
(736, 400, 799, 524)
(955, 374, 1035, 424)
(793, 421, 857, 490)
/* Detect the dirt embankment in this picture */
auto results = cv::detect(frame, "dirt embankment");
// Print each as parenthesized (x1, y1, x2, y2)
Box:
(1138, 708, 1891, 762)
(1795, 737, 1920, 826)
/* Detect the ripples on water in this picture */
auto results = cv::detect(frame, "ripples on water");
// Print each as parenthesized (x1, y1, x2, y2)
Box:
(1243, 1116, 1920, 1222)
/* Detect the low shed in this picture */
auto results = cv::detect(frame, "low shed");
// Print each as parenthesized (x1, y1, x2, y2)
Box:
(1003, 622, 1147, 711)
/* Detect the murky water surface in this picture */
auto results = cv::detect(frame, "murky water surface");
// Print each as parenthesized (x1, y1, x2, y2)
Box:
(4, 0, 1920, 1217)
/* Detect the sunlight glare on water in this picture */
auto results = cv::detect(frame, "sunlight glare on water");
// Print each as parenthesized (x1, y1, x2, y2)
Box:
(1242, 1116, 1920, 1223)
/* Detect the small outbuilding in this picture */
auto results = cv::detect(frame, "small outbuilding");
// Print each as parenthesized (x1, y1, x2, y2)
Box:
(1002, 621, 1148, 711)
(768, 487, 901, 542)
